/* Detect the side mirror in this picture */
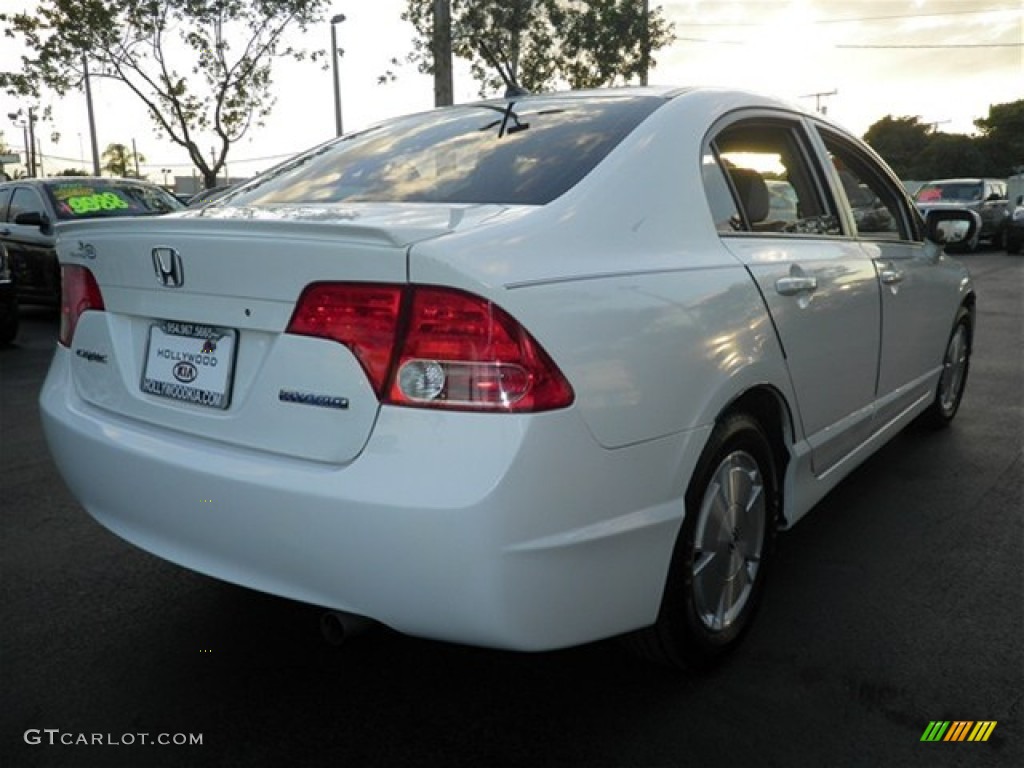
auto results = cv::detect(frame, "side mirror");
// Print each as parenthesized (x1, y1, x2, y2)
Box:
(924, 208, 980, 246)
(14, 210, 52, 233)
(1016, 195, 1023, 207)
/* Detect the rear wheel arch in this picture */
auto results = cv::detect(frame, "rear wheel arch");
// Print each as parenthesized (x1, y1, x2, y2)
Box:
(718, 386, 794, 523)
(626, 386, 794, 668)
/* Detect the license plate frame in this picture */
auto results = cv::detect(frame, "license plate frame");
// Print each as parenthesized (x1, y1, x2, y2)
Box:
(141, 320, 238, 410)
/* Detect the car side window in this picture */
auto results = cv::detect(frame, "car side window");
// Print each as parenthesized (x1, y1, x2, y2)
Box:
(0, 188, 12, 222)
(817, 130, 916, 242)
(705, 120, 841, 236)
(9, 187, 46, 222)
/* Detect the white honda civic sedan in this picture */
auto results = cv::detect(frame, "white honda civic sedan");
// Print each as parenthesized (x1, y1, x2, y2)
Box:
(41, 87, 978, 668)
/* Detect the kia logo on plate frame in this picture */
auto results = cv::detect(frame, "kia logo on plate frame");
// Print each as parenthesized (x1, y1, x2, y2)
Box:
(172, 361, 198, 383)
(152, 247, 184, 288)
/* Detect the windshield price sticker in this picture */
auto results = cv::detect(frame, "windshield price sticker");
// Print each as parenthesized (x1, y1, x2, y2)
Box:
(141, 322, 237, 410)
(51, 185, 137, 217)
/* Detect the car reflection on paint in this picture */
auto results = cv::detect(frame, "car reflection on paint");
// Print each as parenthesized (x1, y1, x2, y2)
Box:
(0, 177, 184, 306)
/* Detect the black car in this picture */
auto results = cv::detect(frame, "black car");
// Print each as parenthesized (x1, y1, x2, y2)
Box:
(0, 242, 16, 344)
(0, 177, 184, 306)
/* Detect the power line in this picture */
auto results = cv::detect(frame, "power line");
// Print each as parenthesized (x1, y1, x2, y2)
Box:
(837, 43, 1023, 49)
(676, 5, 1022, 27)
(677, 36, 1021, 49)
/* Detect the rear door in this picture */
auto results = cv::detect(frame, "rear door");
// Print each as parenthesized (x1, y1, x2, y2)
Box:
(706, 115, 881, 476)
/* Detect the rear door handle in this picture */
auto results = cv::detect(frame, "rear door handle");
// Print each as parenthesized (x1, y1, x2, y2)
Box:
(0, 228, 10, 236)
(775, 276, 818, 296)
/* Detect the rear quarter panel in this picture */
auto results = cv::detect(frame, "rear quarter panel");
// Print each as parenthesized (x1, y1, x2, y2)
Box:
(409, 92, 797, 449)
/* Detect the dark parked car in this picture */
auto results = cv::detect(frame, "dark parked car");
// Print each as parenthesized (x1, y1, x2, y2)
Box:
(0, 242, 16, 344)
(914, 178, 1008, 251)
(1005, 194, 1024, 255)
(0, 177, 184, 306)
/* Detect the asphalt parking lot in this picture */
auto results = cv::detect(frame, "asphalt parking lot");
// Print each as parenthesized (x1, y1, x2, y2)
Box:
(1, 248, 1021, 768)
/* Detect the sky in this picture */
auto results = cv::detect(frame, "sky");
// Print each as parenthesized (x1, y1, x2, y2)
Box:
(0, 0, 1021, 184)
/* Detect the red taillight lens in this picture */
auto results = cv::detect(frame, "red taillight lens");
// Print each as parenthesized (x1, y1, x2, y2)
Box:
(59, 265, 105, 347)
(285, 283, 405, 395)
(286, 283, 573, 412)
(389, 287, 573, 411)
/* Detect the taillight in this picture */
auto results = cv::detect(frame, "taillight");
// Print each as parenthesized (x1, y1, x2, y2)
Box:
(286, 283, 404, 396)
(286, 283, 573, 412)
(59, 265, 105, 347)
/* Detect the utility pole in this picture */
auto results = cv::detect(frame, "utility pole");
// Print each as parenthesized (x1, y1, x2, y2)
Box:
(925, 119, 951, 133)
(640, 0, 650, 86)
(27, 108, 38, 177)
(83, 56, 101, 176)
(131, 138, 140, 178)
(433, 0, 453, 106)
(800, 89, 838, 115)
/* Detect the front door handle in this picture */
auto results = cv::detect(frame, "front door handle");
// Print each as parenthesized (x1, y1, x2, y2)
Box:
(775, 276, 818, 296)
(880, 268, 905, 285)
(0, 227, 10, 236)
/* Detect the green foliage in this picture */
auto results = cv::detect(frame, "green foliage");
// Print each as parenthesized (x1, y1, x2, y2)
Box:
(862, 116, 930, 179)
(865, 100, 1024, 179)
(401, 0, 674, 96)
(102, 142, 145, 177)
(974, 100, 1024, 175)
(55, 168, 91, 177)
(1, 0, 329, 188)
(908, 134, 986, 179)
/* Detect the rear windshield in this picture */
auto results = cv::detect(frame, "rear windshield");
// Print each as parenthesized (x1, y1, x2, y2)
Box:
(224, 95, 664, 207)
(45, 180, 183, 221)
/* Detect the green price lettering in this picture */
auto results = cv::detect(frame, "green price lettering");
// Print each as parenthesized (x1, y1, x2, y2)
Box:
(67, 193, 130, 214)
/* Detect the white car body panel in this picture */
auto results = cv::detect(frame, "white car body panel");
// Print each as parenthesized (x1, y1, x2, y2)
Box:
(723, 236, 881, 475)
(39, 87, 974, 651)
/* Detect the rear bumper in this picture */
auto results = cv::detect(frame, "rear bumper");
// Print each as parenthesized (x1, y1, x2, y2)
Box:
(41, 347, 709, 651)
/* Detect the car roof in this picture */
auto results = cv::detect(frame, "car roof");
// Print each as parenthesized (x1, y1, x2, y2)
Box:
(0, 176, 166, 189)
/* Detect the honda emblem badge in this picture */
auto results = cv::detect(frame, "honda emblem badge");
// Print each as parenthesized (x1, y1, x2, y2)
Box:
(152, 247, 184, 288)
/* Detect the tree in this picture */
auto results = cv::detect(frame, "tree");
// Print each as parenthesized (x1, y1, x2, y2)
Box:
(54, 168, 90, 177)
(401, 0, 675, 96)
(101, 143, 145, 178)
(862, 116, 931, 179)
(0, 0, 329, 189)
(974, 99, 1024, 176)
(908, 134, 986, 180)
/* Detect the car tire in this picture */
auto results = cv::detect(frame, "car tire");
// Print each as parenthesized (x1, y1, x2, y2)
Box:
(920, 307, 972, 429)
(1008, 235, 1022, 255)
(629, 413, 779, 670)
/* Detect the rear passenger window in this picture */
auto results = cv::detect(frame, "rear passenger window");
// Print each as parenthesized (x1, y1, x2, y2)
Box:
(8, 187, 46, 222)
(817, 130, 915, 241)
(705, 120, 841, 236)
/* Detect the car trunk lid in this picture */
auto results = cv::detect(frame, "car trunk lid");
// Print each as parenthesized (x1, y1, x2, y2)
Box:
(57, 205, 502, 464)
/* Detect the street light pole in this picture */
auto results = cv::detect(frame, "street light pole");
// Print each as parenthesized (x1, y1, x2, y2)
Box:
(330, 14, 346, 137)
